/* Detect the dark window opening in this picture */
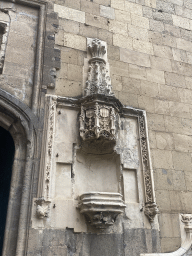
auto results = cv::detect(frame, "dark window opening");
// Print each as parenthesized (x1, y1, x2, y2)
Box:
(0, 23, 6, 74)
(0, 25, 5, 47)
(0, 126, 15, 254)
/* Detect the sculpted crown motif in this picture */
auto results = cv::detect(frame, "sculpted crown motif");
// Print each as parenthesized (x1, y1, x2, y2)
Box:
(84, 38, 114, 96)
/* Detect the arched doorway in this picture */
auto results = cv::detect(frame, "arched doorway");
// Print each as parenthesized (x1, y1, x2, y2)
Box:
(0, 126, 15, 254)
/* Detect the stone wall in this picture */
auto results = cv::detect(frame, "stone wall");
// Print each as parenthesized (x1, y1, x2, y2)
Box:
(49, 0, 192, 253)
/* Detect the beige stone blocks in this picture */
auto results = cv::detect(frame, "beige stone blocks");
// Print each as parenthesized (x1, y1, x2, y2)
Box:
(150, 56, 172, 72)
(125, 2, 143, 16)
(54, 4, 85, 23)
(120, 48, 151, 67)
(153, 45, 173, 59)
(115, 9, 131, 23)
(64, 33, 86, 51)
(85, 13, 108, 30)
(108, 20, 127, 35)
(100, 5, 115, 19)
(128, 24, 149, 41)
(113, 34, 133, 50)
(133, 39, 153, 55)
(147, 113, 165, 131)
(151, 149, 173, 169)
(172, 151, 192, 171)
(145, 0, 156, 8)
(55, 79, 82, 97)
(129, 64, 147, 80)
(146, 69, 165, 84)
(176, 38, 192, 53)
(80, 0, 99, 15)
(172, 15, 192, 30)
(111, 0, 125, 11)
(131, 14, 149, 29)
(156, 132, 174, 150)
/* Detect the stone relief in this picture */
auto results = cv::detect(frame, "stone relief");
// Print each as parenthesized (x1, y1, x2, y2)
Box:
(78, 192, 126, 229)
(84, 38, 113, 96)
(139, 115, 159, 222)
(35, 198, 50, 218)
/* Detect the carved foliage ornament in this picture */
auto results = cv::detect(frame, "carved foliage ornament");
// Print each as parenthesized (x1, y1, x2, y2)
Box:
(80, 38, 118, 145)
(139, 115, 159, 222)
(84, 38, 114, 96)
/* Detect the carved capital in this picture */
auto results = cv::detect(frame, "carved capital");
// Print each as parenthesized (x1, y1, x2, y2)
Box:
(144, 203, 159, 222)
(35, 198, 51, 219)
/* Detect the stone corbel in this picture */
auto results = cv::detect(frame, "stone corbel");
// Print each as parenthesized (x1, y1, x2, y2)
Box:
(140, 214, 192, 256)
(35, 198, 51, 219)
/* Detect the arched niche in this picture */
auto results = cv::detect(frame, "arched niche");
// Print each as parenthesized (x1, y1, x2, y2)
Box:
(0, 89, 40, 256)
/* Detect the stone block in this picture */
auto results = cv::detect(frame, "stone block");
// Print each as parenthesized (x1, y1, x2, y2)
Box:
(176, 38, 192, 53)
(64, 33, 86, 51)
(111, 75, 122, 91)
(161, 238, 181, 253)
(149, 19, 164, 32)
(128, 24, 149, 41)
(180, 28, 192, 41)
(122, 77, 141, 94)
(150, 56, 172, 72)
(100, 5, 115, 19)
(172, 60, 192, 76)
(59, 19, 80, 34)
(185, 76, 192, 90)
(177, 88, 192, 104)
(185, 171, 192, 191)
(80, 0, 100, 15)
(146, 69, 165, 84)
(172, 151, 192, 171)
(107, 45, 120, 60)
(151, 149, 173, 169)
(109, 20, 128, 35)
(131, 14, 149, 29)
(154, 99, 170, 115)
(153, 45, 173, 59)
(93, 0, 111, 6)
(113, 34, 133, 50)
(133, 39, 153, 55)
(169, 101, 190, 119)
(162, 34, 177, 48)
(79, 23, 98, 38)
(125, 2, 143, 15)
(159, 213, 180, 239)
(169, 0, 183, 5)
(155, 190, 171, 211)
(98, 29, 113, 45)
(172, 170, 186, 191)
(55, 29, 64, 46)
(156, 0, 175, 14)
(118, 91, 139, 108)
(145, 0, 156, 8)
(57, 62, 68, 79)
(142, 6, 153, 18)
(111, 0, 125, 10)
(138, 95, 155, 113)
(115, 9, 131, 23)
(156, 132, 174, 151)
(120, 48, 151, 67)
(174, 133, 192, 153)
(59, 0, 81, 10)
(55, 78, 82, 97)
(173, 15, 190, 30)
(184, 0, 192, 10)
(164, 24, 180, 37)
(54, 4, 85, 23)
(158, 84, 179, 102)
(86, 13, 108, 30)
(149, 31, 163, 44)
(147, 113, 165, 132)
(67, 64, 82, 82)
(181, 191, 192, 212)
(10, 20, 36, 37)
(129, 64, 147, 80)
(154, 169, 173, 190)
(140, 80, 158, 97)
(175, 5, 192, 19)
(169, 190, 185, 212)
(186, 51, 192, 65)
(165, 72, 186, 88)
(153, 11, 173, 25)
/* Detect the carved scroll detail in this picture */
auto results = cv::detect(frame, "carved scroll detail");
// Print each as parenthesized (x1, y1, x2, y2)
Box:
(139, 115, 159, 222)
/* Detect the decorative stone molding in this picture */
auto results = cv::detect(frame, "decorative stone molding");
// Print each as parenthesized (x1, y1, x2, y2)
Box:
(37, 95, 57, 201)
(78, 192, 126, 229)
(35, 198, 50, 219)
(80, 38, 119, 151)
(140, 214, 192, 256)
(138, 114, 159, 222)
(84, 38, 113, 96)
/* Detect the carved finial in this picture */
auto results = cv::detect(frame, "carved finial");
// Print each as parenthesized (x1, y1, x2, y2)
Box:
(88, 38, 106, 59)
